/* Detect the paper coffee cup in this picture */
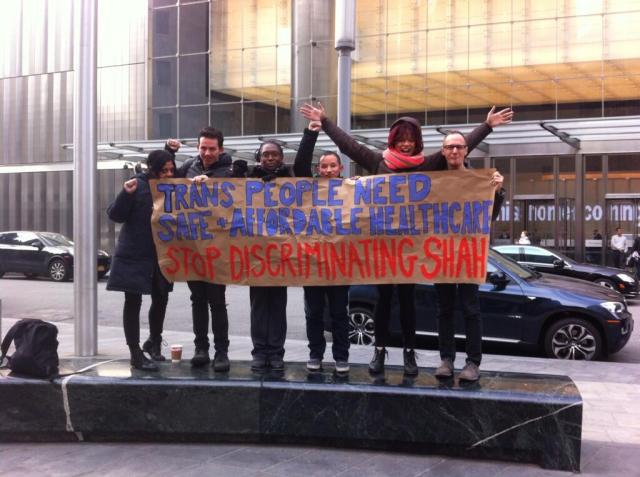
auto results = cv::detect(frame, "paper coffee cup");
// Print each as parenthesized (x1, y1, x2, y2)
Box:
(170, 344, 183, 362)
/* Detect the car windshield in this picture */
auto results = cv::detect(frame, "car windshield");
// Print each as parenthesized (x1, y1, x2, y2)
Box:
(489, 249, 537, 280)
(39, 232, 74, 247)
(547, 248, 577, 265)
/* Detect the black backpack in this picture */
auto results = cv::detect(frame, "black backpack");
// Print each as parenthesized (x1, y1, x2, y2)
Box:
(0, 319, 59, 378)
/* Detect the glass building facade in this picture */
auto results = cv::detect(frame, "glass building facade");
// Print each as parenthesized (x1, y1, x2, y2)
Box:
(1, 0, 640, 263)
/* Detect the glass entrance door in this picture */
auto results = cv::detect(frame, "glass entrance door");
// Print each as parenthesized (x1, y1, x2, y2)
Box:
(513, 199, 555, 247)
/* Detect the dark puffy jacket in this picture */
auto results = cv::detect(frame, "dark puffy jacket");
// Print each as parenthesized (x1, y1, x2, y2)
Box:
(106, 173, 173, 295)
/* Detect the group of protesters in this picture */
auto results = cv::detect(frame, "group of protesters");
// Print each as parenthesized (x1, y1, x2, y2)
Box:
(106, 104, 513, 382)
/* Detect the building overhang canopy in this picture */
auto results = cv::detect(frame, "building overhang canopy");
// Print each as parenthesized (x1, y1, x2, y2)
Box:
(3, 115, 639, 174)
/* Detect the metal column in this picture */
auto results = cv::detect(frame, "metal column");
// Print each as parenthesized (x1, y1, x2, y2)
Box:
(290, 0, 336, 132)
(335, 0, 355, 176)
(73, 0, 98, 356)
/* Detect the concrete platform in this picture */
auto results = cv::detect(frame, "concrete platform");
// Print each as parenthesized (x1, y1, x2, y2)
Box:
(0, 359, 581, 471)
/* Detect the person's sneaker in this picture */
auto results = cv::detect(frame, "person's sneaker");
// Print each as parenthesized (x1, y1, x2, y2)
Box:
(435, 359, 454, 378)
(251, 356, 267, 372)
(458, 362, 480, 382)
(269, 356, 285, 371)
(306, 358, 322, 372)
(368, 347, 387, 374)
(403, 348, 418, 376)
(212, 351, 230, 372)
(142, 338, 166, 361)
(190, 348, 210, 367)
(335, 360, 350, 374)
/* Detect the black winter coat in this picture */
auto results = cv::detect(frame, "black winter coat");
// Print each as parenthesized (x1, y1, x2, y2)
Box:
(106, 173, 173, 295)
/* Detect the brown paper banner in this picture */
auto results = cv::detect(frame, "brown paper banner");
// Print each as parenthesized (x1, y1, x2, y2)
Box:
(151, 169, 497, 286)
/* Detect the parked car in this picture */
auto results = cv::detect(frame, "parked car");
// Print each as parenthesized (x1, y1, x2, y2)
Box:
(348, 250, 634, 360)
(0, 231, 111, 281)
(493, 244, 639, 298)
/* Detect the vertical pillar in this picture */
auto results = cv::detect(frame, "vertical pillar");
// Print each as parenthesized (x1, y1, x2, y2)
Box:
(334, 0, 355, 176)
(291, 0, 336, 132)
(575, 153, 585, 262)
(73, 0, 98, 356)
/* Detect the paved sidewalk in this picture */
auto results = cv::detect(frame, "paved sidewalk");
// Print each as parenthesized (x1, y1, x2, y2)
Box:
(1, 317, 640, 476)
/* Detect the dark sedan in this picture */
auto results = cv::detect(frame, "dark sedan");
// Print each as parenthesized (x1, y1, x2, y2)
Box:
(0, 231, 111, 281)
(348, 250, 633, 360)
(493, 244, 639, 298)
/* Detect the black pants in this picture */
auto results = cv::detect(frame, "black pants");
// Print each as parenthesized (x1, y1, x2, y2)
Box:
(304, 285, 349, 362)
(373, 284, 416, 349)
(187, 281, 229, 352)
(250, 286, 287, 359)
(613, 249, 625, 268)
(123, 284, 168, 347)
(434, 283, 482, 366)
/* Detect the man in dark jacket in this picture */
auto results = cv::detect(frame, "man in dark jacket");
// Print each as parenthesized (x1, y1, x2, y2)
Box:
(166, 127, 246, 372)
(433, 130, 506, 382)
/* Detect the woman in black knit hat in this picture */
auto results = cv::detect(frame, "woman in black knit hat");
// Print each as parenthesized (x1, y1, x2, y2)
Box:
(106, 150, 176, 371)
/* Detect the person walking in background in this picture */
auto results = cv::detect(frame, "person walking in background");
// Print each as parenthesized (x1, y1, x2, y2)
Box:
(106, 150, 176, 371)
(518, 230, 530, 244)
(293, 120, 350, 374)
(611, 227, 627, 269)
(629, 234, 640, 279)
(300, 101, 513, 376)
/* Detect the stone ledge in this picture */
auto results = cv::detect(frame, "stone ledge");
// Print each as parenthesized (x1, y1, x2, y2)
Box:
(0, 359, 582, 471)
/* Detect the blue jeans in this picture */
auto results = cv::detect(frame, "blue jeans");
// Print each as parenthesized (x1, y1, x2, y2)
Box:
(303, 285, 350, 361)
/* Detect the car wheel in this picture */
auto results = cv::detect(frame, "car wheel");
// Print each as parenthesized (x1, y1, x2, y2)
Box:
(594, 278, 616, 291)
(348, 306, 375, 346)
(48, 259, 69, 282)
(544, 318, 602, 360)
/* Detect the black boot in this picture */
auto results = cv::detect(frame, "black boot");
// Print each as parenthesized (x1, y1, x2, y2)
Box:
(368, 347, 387, 374)
(130, 347, 159, 371)
(403, 348, 418, 376)
(142, 337, 166, 361)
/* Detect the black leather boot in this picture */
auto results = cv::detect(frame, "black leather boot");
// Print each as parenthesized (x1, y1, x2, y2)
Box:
(130, 347, 159, 371)
(368, 347, 387, 374)
(403, 348, 418, 376)
(142, 337, 166, 361)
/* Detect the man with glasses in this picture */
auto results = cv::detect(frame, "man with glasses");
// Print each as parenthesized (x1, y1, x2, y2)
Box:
(433, 130, 506, 382)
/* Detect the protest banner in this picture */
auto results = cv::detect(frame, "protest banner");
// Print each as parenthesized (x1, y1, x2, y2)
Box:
(151, 169, 497, 286)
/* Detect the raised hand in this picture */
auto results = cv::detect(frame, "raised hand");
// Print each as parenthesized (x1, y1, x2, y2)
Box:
(490, 171, 504, 192)
(485, 106, 514, 128)
(166, 138, 181, 152)
(308, 120, 322, 132)
(300, 102, 327, 122)
(123, 178, 138, 194)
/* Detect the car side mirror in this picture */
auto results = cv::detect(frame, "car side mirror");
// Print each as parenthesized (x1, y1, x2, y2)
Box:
(553, 259, 565, 268)
(487, 271, 509, 289)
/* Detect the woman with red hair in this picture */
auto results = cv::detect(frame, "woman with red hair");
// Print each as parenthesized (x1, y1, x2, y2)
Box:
(300, 103, 512, 376)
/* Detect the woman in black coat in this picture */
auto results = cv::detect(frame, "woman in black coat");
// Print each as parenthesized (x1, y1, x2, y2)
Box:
(107, 150, 175, 371)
